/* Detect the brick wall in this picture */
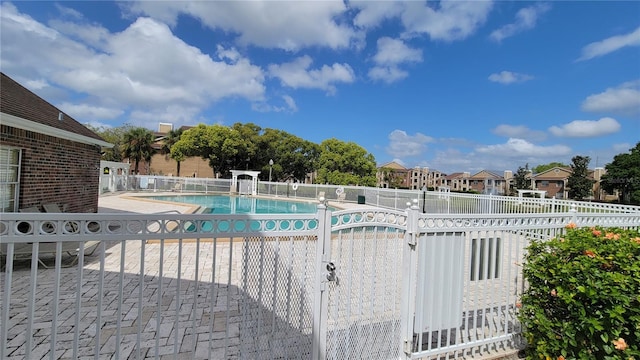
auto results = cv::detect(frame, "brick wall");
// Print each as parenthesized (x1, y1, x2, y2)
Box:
(1, 125, 101, 213)
(128, 153, 214, 178)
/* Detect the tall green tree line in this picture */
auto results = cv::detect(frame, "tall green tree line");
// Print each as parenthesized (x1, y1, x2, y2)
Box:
(92, 122, 377, 186)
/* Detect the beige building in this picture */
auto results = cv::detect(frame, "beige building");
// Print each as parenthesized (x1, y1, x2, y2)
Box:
(440, 172, 470, 192)
(469, 170, 513, 195)
(124, 123, 213, 178)
(377, 161, 411, 188)
(409, 167, 444, 190)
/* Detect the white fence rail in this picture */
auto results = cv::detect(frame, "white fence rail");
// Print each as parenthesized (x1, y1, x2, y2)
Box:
(102, 175, 640, 215)
(2, 204, 640, 359)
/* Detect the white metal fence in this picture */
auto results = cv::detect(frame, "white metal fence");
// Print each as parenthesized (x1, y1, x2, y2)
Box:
(102, 175, 640, 215)
(2, 201, 640, 359)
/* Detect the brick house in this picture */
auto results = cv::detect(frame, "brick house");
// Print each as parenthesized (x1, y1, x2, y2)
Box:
(469, 170, 513, 195)
(531, 167, 571, 199)
(0, 73, 111, 212)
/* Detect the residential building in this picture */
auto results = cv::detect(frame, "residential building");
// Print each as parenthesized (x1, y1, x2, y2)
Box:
(0, 73, 111, 212)
(124, 123, 212, 177)
(409, 166, 444, 190)
(377, 161, 410, 188)
(469, 170, 513, 195)
(531, 167, 571, 199)
(440, 172, 471, 192)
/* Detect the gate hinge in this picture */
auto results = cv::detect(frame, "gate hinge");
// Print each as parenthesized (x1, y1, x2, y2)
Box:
(403, 340, 412, 355)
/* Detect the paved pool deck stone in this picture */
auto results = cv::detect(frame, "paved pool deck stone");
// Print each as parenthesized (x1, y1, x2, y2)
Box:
(3, 193, 367, 360)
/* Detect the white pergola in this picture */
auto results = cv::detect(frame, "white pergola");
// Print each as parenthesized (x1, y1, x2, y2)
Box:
(100, 161, 130, 193)
(517, 189, 546, 199)
(230, 170, 261, 196)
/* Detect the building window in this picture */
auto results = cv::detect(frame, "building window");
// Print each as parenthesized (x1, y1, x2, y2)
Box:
(0, 147, 21, 212)
(470, 237, 501, 281)
(541, 181, 549, 187)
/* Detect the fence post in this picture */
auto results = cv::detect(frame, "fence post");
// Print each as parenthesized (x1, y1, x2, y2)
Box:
(312, 199, 332, 360)
(570, 204, 578, 225)
(399, 199, 420, 358)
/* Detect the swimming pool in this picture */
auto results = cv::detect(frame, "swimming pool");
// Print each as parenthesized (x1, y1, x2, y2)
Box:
(148, 195, 320, 214)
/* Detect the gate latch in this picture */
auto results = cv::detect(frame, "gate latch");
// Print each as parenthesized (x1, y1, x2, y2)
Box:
(325, 262, 337, 282)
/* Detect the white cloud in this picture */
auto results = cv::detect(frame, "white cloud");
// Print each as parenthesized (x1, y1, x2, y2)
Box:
(0, 4, 267, 126)
(58, 102, 124, 121)
(581, 80, 640, 116)
(368, 66, 409, 84)
(252, 95, 298, 113)
(369, 37, 422, 83)
(386, 130, 434, 158)
(373, 37, 422, 65)
(400, 1, 493, 41)
(492, 124, 547, 141)
(549, 117, 621, 138)
(268, 56, 355, 94)
(577, 26, 640, 61)
(490, 3, 551, 42)
(476, 138, 572, 158)
(488, 71, 534, 84)
(123, 1, 356, 51)
(351, 1, 404, 29)
(612, 142, 632, 153)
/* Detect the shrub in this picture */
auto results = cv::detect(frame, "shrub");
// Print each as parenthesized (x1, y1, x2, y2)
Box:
(519, 225, 640, 359)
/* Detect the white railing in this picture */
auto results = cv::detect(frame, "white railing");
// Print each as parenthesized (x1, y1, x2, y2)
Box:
(101, 175, 640, 215)
(5, 202, 639, 359)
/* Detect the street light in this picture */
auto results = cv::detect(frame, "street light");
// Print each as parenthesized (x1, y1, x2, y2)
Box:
(268, 159, 274, 195)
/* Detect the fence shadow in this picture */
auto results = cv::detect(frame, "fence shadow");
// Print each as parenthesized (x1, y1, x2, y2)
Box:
(1, 238, 315, 359)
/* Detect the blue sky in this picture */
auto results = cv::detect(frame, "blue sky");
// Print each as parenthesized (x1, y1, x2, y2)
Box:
(1, 1, 638, 174)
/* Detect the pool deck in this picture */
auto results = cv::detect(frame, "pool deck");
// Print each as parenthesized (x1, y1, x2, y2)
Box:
(3, 193, 374, 359)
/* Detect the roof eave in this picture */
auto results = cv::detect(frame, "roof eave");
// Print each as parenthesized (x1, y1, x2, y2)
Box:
(1, 112, 113, 148)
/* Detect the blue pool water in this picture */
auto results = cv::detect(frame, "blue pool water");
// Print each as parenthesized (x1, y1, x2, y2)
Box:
(149, 195, 320, 214)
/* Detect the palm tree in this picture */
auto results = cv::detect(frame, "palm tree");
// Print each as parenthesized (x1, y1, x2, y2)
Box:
(161, 128, 184, 176)
(122, 127, 155, 174)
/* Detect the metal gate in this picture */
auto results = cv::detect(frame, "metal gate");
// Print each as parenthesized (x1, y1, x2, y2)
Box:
(317, 207, 408, 360)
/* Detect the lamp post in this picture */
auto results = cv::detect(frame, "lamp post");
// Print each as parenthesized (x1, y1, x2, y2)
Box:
(268, 159, 274, 195)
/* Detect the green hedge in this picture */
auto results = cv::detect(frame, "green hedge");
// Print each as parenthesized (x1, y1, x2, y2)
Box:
(520, 225, 640, 359)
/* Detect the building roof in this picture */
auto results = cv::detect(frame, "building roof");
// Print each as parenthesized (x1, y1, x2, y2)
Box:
(1, 72, 109, 146)
(532, 167, 572, 180)
(378, 161, 407, 170)
(470, 170, 504, 180)
(443, 172, 467, 180)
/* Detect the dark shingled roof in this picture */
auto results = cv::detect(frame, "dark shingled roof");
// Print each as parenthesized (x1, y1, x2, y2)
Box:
(0, 72, 105, 142)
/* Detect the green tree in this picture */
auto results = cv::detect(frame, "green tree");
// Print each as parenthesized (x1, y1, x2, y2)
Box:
(316, 138, 377, 186)
(513, 164, 532, 192)
(601, 142, 640, 205)
(567, 155, 594, 200)
(379, 167, 405, 189)
(533, 162, 568, 174)
(171, 124, 243, 177)
(254, 128, 320, 182)
(85, 124, 133, 162)
(231, 122, 261, 170)
(122, 127, 155, 174)
(161, 128, 184, 176)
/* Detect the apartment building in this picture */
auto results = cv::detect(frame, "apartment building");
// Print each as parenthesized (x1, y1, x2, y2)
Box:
(409, 166, 444, 190)
(469, 170, 513, 195)
(377, 161, 411, 188)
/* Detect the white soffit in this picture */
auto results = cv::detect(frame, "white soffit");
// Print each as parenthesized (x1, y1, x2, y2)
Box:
(0, 112, 113, 148)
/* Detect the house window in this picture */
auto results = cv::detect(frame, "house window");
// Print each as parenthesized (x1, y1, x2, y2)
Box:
(541, 181, 549, 187)
(470, 237, 501, 280)
(0, 147, 21, 212)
